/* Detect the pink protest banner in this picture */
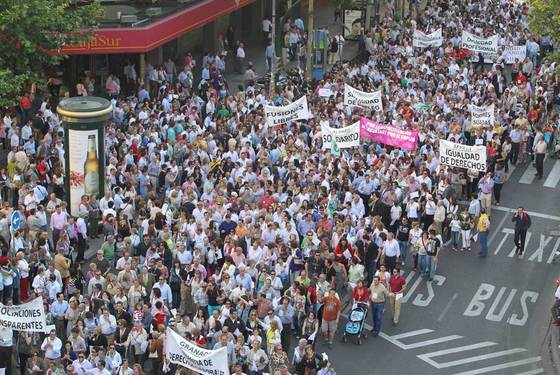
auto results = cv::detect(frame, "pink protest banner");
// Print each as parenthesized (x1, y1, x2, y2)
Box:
(359, 118, 418, 151)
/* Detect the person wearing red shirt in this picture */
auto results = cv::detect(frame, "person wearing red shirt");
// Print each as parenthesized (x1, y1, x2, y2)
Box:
(352, 280, 370, 304)
(259, 190, 276, 209)
(516, 72, 527, 86)
(334, 237, 353, 269)
(388, 267, 407, 326)
(36, 157, 47, 184)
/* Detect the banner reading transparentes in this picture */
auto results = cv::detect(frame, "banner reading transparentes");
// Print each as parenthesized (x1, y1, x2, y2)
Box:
(343, 84, 383, 112)
(439, 139, 487, 172)
(264, 96, 312, 127)
(321, 122, 360, 149)
(166, 328, 230, 375)
(0, 297, 46, 332)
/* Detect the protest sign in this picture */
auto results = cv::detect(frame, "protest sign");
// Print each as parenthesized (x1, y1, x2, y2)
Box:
(344, 84, 383, 112)
(0, 297, 46, 332)
(501, 45, 526, 64)
(359, 118, 418, 151)
(318, 88, 335, 98)
(264, 96, 312, 127)
(413, 29, 443, 48)
(461, 31, 499, 55)
(321, 122, 360, 149)
(470, 104, 495, 127)
(166, 328, 230, 375)
(439, 139, 487, 172)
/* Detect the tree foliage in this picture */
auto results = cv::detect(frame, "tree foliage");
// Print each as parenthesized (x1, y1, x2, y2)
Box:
(527, 0, 560, 65)
(0, 0, 102, 106)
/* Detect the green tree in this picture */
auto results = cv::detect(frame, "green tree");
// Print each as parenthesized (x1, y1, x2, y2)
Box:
(0, 0, 102, 106)
(527, 0, 560, 65)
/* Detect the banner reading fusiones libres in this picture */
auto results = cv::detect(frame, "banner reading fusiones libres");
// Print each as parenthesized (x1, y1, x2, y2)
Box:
(166, 328, 230, 375)
(0, 297, 46, 332)
(264, 96, 312, 127)
(439, 140, 487, 172)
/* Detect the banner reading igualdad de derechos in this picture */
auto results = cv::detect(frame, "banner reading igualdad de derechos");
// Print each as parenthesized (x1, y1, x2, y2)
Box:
(264, 96, 312, 127)
(461, 31, 498, 55)
(166, 328, 230, 375)
(359, 118, 418, 151)
(440, 139, 487, 172)
(344, 84, 383, 112)
(0, 297, 46, 332)
(413, 29, 443, 48)
(321, 122, 360, 149)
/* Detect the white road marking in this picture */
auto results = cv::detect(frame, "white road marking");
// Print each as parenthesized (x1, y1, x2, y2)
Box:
(390, 329, 434, 340)
(437, 293, 458, 322)
(544, 160, 560, 188)
(488, 213, 509, 245)
(402, 335, 464, 350)
(519, 161, 539, 184)
(492, 205, 560, 221)
(508, 233, 532, 257)
(452, 356, 541, 375)
(494, 228, 514, 255)
(418, 345, 525, 369)
(546, 238, 560, 264)
(514, 369, 544, 375)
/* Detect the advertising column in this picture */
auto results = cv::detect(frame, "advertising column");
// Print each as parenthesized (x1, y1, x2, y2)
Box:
(57, 97, 112, 217)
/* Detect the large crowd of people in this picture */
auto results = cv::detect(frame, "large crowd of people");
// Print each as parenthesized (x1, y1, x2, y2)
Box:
(0, 0, 557, 374)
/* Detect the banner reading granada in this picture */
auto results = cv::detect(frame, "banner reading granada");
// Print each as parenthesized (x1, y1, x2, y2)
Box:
(321, 122, 360, 149)
(461, 31, 499, 55)
(344, 84, 383, 112)
(166, 328, 230, 375)
(439, 140, 487, 172)
(470, 104, 495, 127)
(413, 29, 443, 48)
(264, 96, 312, 127)
(0, 297, 46, 332)
(359, 118, 418, 151)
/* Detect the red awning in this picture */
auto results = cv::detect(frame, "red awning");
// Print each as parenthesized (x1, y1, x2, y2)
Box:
(61, 0, 254, 55)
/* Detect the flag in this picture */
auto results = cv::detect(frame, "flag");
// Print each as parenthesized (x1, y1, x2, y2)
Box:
(326, 197, 336, 218)
(331, 139, 340, 157)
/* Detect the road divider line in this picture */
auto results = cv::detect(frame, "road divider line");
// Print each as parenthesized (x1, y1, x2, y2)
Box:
(452, 356, 542, 375)
(437, 293, 458, 322)
(544, 160, 560, 188)
(430, 348, 527, 369)
(417, 342, 497, 369)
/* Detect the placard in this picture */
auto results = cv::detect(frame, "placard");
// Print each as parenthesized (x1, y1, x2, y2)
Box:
(264, 96, 312, 127)
(321, 122, 360, 149)
(470, 104, 495, 127)
(344, 84, 383, 112)
(343, 9, 363, 40)
(501, 45, 526, 64)
(359, 118, 418, 151)
(166, 328, 230, 375)
(413, 29, 443, 48)
(439, 139, 487, 172)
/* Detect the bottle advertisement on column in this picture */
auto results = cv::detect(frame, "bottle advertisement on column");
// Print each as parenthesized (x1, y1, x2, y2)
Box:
(68, 129, 100, 217)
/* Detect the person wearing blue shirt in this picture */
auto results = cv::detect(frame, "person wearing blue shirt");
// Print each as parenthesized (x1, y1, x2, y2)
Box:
(51, 292, 69, 341)
(275, 297, 295, 352)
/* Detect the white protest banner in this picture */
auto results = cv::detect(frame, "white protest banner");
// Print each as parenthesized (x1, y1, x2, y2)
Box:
(470, 104, 495, 127)
(0, 297, 46, 332)
(344, 84, 383, 112)
(321, 122, 360, 149)
(461, 31, 498, 55)
(501, 45, 526, 64)
(413, 29, 443, 48)
(166, 328, 230, 375)
(318, 88, 335, 98)
(439, 139, 487, 172)
(264, 96, 312, 127)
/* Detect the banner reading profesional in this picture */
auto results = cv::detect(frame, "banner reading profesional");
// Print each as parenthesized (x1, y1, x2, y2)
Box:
(166, 328, 230, 375)
(461, 31, 499, 55)
(264, 96, 312, 127)
(321, 122, 360, 149)
(359, 118, 418, 151)
(413, 29, 443, 48)
(344, 84, 383, 112)
(470, 104, 495, 127)
(0, 297, 46, 332)
(440, 140, 487, 172)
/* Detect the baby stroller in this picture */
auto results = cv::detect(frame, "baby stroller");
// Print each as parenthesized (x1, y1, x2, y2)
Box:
(342, 302, 368, 345)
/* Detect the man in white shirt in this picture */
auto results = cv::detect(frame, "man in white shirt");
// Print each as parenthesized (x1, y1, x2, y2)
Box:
(236, 42, 246, 73)
(41, 329, 63, 362)
(99, 308, 117, 341)
(72, 352, 93, 375)
(263, 18, 272, 41)
(382, 232, 401, 272)
(0, 327, 12, 373)
(106, 345, 122, 371)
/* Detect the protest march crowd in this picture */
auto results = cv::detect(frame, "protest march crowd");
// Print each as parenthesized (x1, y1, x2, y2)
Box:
(0, 0, 557, 374)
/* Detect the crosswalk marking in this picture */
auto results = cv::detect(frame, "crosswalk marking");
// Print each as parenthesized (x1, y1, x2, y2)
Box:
(402, 335, 464, 349)
(544, 160, 560, 188)
(518, 161, 538, 184)
(419, 347, 526, 369)
(390, 329, 434, 340)
(514, 369, 544, 375)
(451, 356, 541, 375)
(417, 342, 498, 368)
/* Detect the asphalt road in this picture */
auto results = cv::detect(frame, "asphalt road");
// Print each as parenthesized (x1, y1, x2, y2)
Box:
(326, 157, 560, 375)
